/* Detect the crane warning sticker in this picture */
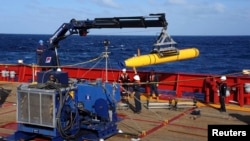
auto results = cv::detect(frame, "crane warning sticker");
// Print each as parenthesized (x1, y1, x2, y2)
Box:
(45, 57, 52, 63)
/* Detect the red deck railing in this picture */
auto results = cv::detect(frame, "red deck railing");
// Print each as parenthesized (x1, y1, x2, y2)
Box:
(0, 64, 250, 107)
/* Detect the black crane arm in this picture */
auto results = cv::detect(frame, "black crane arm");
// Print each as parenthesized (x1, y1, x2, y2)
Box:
(49, 13, 167, 48)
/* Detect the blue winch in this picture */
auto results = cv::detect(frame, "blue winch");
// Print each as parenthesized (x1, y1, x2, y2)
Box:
(7, 71, 120, 141)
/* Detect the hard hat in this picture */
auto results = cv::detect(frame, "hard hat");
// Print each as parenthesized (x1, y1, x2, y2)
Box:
(220, 75, 226, 81)
(39, 40, 44, 44)
(133, 75, 140, 81)
(122, 68, 126, 72)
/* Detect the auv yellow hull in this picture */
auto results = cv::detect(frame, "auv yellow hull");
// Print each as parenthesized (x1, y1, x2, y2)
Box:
(124, 48, 199, 67)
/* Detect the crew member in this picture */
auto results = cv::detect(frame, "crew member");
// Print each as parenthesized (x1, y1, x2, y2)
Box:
(47, 74, 58, 83)
(216, 75, 227, 112)
(148, 69, 159, 101)
(118, 68, 130, 102)
(131, 74, 141, 114)
(36, 40, 47, 65)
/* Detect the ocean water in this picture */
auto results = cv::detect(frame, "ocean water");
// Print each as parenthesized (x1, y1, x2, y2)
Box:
(0, 34, 249, 75)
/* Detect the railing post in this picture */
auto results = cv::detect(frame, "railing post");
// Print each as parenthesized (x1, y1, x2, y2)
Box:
(204, 77, 210, 103)
(211, 77, 219, 104)
(239, 79, 244, 107)
(32, 63, 35, 83)
(175, 74, 180, 97)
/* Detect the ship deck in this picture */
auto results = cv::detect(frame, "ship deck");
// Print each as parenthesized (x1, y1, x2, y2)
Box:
(0, 82, 250, 141)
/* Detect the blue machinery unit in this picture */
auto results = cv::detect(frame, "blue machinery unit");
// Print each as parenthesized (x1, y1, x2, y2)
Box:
(7, 71, 121, 141)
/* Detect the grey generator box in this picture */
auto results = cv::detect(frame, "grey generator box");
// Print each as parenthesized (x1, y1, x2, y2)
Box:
(16, 83, 57, 128)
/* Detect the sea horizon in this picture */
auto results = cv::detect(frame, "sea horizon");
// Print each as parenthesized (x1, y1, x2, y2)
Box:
(0, 34, 249, 75)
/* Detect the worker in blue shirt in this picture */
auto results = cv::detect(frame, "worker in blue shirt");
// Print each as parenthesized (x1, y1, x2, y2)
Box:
(131, 74, 141, 114)
(36, 40, 47, 65)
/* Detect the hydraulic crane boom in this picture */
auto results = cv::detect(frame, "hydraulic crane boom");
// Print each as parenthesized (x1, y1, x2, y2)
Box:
(39, 13, 168, 69)
(49, 13, 167, 48)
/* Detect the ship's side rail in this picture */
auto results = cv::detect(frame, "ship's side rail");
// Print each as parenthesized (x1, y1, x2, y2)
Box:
(0, 64, 250, 107)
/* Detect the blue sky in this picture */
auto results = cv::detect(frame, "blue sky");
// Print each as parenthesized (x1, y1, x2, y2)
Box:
(0, 0, 249, 35)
